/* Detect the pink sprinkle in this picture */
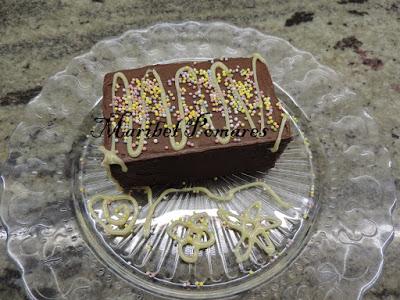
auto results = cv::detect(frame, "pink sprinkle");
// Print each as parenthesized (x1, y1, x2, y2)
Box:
(164, 146, 169, 150)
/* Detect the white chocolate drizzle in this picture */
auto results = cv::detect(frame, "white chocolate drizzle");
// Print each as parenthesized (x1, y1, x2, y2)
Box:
(218, 201, 281, 263)
(271, 114, 288, 153)
(87, 181, 290, 238)
(139, 181, 290, 237)
(88, 193, 139, 236)
(99, 146, 127, 172)
(167, 212, 215, 263)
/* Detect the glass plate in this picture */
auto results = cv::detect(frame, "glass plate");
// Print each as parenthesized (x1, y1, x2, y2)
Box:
(0, 22, 396, 300)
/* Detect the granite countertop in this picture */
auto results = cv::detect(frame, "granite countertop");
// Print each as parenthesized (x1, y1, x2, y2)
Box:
(0, 0, 398, 299)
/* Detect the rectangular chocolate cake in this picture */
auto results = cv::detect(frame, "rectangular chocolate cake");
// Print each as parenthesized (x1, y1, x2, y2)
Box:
(102, 54, 291, 188)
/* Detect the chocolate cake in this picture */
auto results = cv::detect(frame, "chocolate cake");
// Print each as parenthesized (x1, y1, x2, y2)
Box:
(101, 54, 291, 188)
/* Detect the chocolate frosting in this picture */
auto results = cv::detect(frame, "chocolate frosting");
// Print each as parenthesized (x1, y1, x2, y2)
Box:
(102, 56, 292, 187)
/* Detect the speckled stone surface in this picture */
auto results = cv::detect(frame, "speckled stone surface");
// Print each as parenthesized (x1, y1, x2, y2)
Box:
(0, 0, 398, 299)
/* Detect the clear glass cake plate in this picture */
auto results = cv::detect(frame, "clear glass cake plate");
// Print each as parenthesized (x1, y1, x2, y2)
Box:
(0, 22, 396, 300)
